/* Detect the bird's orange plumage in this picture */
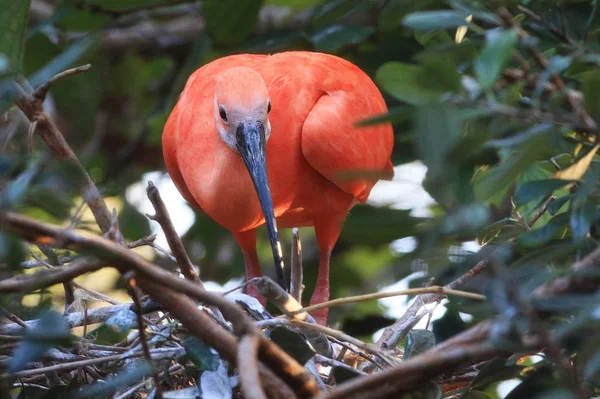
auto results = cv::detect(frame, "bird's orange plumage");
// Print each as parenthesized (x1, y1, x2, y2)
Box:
(162, 51, 394, 324)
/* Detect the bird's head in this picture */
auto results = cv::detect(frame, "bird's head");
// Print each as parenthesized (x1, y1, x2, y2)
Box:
(214, 67, 272, 151)
(214, 67, 286, 289)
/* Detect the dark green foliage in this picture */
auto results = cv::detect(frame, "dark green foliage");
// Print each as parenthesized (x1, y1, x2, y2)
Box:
(9, 310, 71, 373)
(183, 337, 221, 371)
(269, 326, 316, 365)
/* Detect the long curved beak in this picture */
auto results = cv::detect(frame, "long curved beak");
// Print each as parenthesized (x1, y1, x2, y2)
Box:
(236, 121, 287, 290)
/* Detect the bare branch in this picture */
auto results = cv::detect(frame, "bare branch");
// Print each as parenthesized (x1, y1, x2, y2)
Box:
(238, 334, 268, 399)
(33, 64, 92, 103)
(146, 181, 201, 285)
(378, 260, 488, 350)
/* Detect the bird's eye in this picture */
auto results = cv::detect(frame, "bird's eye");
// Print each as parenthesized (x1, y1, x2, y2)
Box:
(267, 101, 271, 114)
(219, 106, 228, 123)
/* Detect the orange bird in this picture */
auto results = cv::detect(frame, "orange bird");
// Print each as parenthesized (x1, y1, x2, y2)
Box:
(162, 51, 394, 325)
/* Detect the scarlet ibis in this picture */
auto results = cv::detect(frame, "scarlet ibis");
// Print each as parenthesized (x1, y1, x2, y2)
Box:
(162, 51, 394, 325)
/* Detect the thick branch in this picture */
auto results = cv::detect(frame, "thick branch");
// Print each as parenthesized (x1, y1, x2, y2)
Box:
(238, 334, 268, 399)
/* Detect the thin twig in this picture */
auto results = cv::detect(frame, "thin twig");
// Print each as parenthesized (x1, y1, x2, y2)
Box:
(0, 306, 28, 330)
(238, 334, 268, 399)
(528, 195, 556, 227)
(3, 347, 183, 379)
(34, 65, 92, 102)
(293, 286, 485, 315)
(378, 260, 488, 350)
(126, 272, 162, 398)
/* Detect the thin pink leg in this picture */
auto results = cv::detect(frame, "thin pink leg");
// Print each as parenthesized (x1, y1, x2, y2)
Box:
(310, 248, 332, 326)
(235, 230, 265, 305)
(310, 215, 346, 326)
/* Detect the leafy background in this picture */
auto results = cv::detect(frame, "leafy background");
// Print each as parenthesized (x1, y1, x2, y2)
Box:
(3, 0, 600, 398)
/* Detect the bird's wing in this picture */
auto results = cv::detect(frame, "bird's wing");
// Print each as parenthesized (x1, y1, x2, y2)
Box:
(300, 59, 394, 203)
(162, 95, 204, 210)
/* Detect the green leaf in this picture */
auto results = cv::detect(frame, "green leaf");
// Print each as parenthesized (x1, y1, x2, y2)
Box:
(310, 25, 374, 52)
(269, 326, 315, 365)
(584, 349, 600, 380)
(356, 105, 414, 127)
(340, 206, 417, 246)
(54, 0, 111, 32)
(505, 365, 561, 399)
(118, 200, 151, 241)
(531, 294, 600, 312)
(518, 213, 569, 248)
(183, 337, 220, 371)
(10, 310, 71, 373)
(548, 195, 571, 215)
(375, 62, 458, 105)
(267, 0, 321, 10)
(404, 329, 435, 359)
(105, 308, 138, 333)
(464, 357, 522, 394)
(583, 69, 600, 123)
(439, 202, 490, 235)
(0, 0, 31, 71)
(311, 0, 369, 28)
(332, 366, 362, 383)
(203, 0, 263, 45)
(402, 10, 470, 31)
(0, 231, 26, 271)
(570, 196, 596, 241)
(28, 37, 93, 88)
(432, 308, 467, 343)
(75, 362, 152, 398)
(414, 104, 461, 180)
(514, 179, 574, 206)
(475, 28, 519, 91)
